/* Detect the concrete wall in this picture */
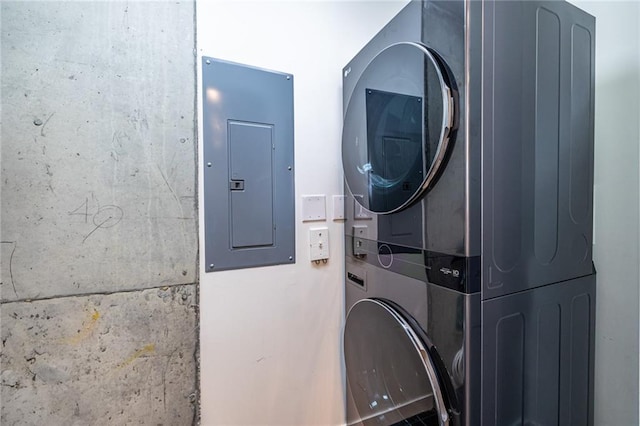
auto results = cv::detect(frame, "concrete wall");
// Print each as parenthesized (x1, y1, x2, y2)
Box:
(1, 286, 196, 425)
(1, 2, 199, 424)
(196, 1, 407, 424)
(568, 1, 640, 424)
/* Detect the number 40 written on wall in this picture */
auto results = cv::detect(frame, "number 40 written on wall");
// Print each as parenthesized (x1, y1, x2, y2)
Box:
(68, 196, 124, 243)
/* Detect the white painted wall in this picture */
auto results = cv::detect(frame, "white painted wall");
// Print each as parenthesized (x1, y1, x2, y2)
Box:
(568, 1, 640, 424)
(197, 2, 407, 425)
(198, 1, 640, 425)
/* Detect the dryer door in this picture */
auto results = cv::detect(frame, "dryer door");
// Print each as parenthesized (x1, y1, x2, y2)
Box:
(342, 42, 457, 214)
(344, 298, 457, 426)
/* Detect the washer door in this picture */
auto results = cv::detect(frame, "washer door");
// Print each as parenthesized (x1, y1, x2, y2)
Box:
(344, 298, 456, 426)
(342, 42, 457, 214)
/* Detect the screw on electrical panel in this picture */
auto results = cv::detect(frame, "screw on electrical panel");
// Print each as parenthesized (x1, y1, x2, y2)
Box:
(207, 162, 212, 167)
(209, 264, 214, 269)
(287, 166, 292, 170)
(286, 75, 290, 80)
(289, 256, 293, 261)
(205, 59, 211, 65)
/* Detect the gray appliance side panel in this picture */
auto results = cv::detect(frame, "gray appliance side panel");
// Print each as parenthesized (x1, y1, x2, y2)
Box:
(202, 58, 295, 271)
(481, 1, 595, 298)
(481, 274, 596, 426)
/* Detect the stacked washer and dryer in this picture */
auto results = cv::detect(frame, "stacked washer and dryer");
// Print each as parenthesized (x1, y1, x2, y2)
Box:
(341, 1, 596, 425)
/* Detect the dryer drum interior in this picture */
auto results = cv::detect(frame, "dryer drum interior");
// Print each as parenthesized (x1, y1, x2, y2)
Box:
(342, 42, 457, 215)
(344, 298, 459, 426)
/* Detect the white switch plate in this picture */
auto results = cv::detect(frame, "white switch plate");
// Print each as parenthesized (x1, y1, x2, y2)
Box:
(302, 195, 326, 222)
(332, 195, 345, 220)
(309, 227, 329, 262)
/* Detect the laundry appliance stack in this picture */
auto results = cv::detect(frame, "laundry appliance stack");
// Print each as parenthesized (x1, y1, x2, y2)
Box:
(341, 1, 596, 425)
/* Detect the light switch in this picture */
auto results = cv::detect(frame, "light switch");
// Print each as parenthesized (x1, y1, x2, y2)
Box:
(302, 195, 327, 222)
(333, 195, 345, 220)
(309, 227, 329, 262)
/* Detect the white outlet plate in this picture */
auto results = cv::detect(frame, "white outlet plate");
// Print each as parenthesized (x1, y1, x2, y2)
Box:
(309, 227, 329, 262)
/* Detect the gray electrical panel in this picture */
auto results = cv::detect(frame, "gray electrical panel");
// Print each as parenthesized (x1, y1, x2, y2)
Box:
(202, 57, 295, 272)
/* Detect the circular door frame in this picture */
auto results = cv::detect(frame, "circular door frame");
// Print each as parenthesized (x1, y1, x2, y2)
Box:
(344, 298, 459, 426)
(342, 41, 458, 215)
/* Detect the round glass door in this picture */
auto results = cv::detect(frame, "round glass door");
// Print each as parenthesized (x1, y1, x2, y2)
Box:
(344, 299, 452, 426)
(342, 42, 457, 214)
